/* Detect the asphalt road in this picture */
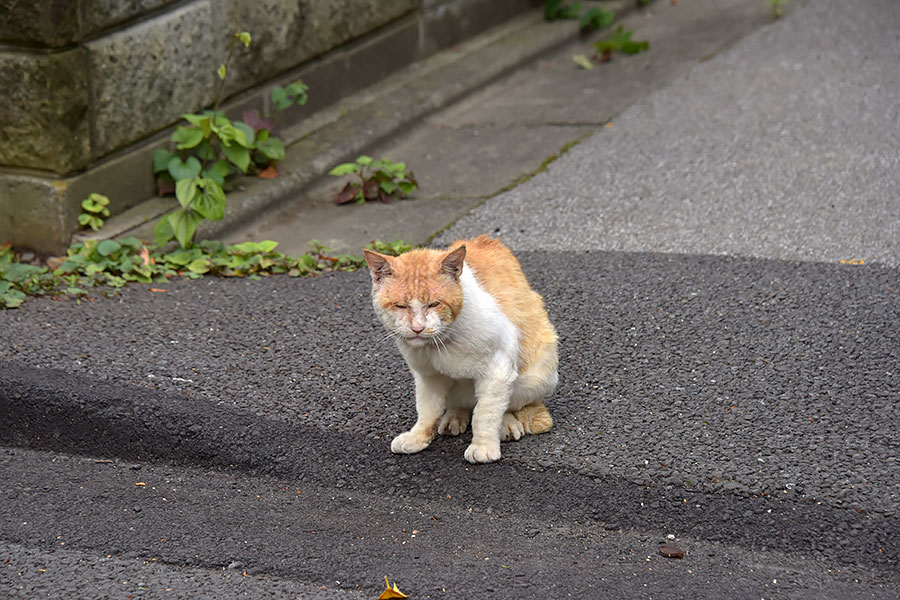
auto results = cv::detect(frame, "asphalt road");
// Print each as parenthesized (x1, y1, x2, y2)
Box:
(2, 0, 899, 597)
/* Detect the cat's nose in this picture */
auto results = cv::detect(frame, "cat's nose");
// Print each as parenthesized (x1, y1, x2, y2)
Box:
(410, 324, 424, 334)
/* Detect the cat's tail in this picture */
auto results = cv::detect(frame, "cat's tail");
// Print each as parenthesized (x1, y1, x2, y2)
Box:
(514, 402, 553, 435)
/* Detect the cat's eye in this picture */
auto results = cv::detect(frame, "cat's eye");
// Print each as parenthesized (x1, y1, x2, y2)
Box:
(393, 303, 408, 310)
(427, 301, 440, 308)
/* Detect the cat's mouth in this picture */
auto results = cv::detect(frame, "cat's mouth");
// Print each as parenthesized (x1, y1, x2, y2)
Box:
(404, 333, 435, 347)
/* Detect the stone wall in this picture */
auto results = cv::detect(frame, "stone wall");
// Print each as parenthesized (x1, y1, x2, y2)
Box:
(0, 0, 537, 254)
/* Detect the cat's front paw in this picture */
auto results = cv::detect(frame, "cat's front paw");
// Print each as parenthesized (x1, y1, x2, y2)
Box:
(464, 441, 501, 464)
(391, 431, 431, 454)
(500, 412, 524, 442)
(438, 408, 470, 436)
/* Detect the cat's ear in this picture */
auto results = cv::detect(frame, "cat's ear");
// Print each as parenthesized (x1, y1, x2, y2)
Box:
(364, 249, 394, 285)
(441, 245, 466, 281)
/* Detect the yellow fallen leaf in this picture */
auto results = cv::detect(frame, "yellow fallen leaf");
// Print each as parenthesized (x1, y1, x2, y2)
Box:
(572, 53, 594, 70)
(135, 482, 147, 486)
(378, 576, 408, 599)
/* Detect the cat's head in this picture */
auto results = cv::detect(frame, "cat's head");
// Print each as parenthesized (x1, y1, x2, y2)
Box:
(363, 245, 466, 347)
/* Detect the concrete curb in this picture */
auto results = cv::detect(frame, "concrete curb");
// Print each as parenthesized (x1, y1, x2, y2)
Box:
(75, 2, 629, 247)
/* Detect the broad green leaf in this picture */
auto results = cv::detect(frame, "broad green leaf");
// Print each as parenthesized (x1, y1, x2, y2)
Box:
(82, 193, 110, 213)
(172, 126, 205, 149)
(203, 160, 231, 186)
(356, 155, 373, 166)
(379, 179, 398, 194)
(153, 148, 175, 173)
(270, 86, 290, 111)
(167, 155, 202, 181)
(2, 288, 25, 308)
(181, 113, 210, 128)
(256, 136, 285, 161)
(194, 139, 217, 161)
(153, 214, 175, 247)
(165, 249, 199, 266)
(580, 6, 614, 30)
(621, 39, 650, 54)
(169, 208, 204, 248)
(329, 163, 359, 176)
(231, 120, 255, 147)
(239, 31, 252, 47)
(97, 239, 121, 257)
(187, 258, 210, 274)
(193, 179, 226, 221)
(222, 143, 250, 172)
(397, 181, 416, 195)
(175, 177, 200, 209)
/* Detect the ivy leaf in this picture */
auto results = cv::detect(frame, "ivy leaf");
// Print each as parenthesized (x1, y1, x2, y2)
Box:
(580, 6, 614, 30)
(153, 214, 175, 247)
(175, 177, 200, 209)
(238, 31, 252, 47)
(203, 160, 231, 186)
(171, 126, 205, 149)
(169, 208, 204, 248)
(256, 136, 285, 161)
(222, 143, 251, 173)
(167, 155, 202, 181)
(356, 155, 373, 166)
(187, 257, 211, 274)
(97, 240, 121, 257)
(270, 86, 291, 111)
(217, 63, 227, 80)
(153, 149, 175, 173)
(192, 179, 226, 221)
(329, 163, 359, 176)
(232, 120, 256, 148)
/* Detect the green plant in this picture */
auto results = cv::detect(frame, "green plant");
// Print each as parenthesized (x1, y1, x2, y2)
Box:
(769, 0, 786, 17)
(544, 1, 614, 31)
(329, 156, 419, 204)
(0, 237, 412, 309)
(544, 0, 582, 20)
(78, 193, 111, 232)
(594, 26, 649, 61)
(580, 6, 614, 30)
(152, 29, 308, 249)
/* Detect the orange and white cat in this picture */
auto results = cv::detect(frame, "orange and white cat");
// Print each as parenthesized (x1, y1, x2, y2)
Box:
(364, 235, 558, 463)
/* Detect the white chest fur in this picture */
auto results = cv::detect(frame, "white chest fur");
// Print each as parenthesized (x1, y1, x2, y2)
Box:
(399, 263, 519, 381)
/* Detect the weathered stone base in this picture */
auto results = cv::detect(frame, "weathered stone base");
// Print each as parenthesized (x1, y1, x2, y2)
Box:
(0, 0, 542, 255)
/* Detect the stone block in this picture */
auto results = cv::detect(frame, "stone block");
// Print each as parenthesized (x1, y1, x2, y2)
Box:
(0, 175, 78, 255)
(422, 0, 534, 55)
(0, 49, 91, 173)
(226, 0, 419, 96)
(86, 1, 222, 156)
(0, 0, 79, 47)
(80, 0, 180, 37)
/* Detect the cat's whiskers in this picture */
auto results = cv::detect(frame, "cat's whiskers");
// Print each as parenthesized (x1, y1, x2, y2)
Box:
(375, 329, 401, 347)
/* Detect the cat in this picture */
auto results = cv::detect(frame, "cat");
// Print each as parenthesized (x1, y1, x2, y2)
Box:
(363, 234, 558, 463)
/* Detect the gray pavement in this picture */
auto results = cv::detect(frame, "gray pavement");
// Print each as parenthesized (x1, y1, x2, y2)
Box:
(3, 0, 900, 598)
(438, 0, 900, 267)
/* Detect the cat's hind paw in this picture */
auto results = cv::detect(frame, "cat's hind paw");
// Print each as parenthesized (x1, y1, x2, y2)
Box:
(500, 412, 525, 442)
(464, 441, 501, 464)
(438, 408, 470, 436)
(391, 431, 431, 454)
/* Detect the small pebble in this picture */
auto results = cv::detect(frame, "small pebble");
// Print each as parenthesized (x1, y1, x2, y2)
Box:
(658, 543, 685, 559)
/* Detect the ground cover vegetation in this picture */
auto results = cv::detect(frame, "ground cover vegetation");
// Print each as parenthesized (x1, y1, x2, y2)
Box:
(1, 29, 415, 309)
